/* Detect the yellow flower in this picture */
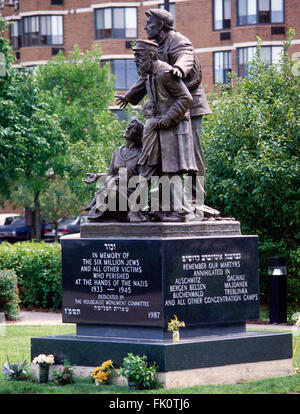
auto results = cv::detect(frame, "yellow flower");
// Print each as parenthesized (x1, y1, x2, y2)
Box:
(167, 315, 185, 332)
(91, 366, 102, 378)
(93, 367, 101, 373)
(101, 360, 113, 369)
(96, 371, 108, 382)
(92, 360, 114, 382)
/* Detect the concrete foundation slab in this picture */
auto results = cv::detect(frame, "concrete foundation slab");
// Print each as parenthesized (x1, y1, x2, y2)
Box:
(31, 358, 293, 389)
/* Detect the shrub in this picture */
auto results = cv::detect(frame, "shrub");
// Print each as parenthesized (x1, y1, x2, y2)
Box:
(52, 360, 75, 385)
(0, 242, 61, 310)
(119, 353, 159, 390)
(2, 357, 30, 381)
(0, 269, 20, 320)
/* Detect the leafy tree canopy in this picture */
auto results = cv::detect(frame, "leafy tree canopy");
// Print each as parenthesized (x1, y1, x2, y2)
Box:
(0, 18, 66, 203)
(202, 32, 300, 306)
(36, 44, 116, 143)
(203, 33, 299, 243)
(35, 44, 128, 208)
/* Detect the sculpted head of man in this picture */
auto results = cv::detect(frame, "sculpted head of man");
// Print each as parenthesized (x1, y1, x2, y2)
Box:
(132, 39, 158, 76)
(144, 9, 174, 40)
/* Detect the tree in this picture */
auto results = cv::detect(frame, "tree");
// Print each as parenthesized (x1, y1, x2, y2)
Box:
(35, 44, 127, 209)
(0, 18, 24, 198)
(64, 113, 127, 209)
(36, 44, 115, 143)
(201, 32, 300, 307)
(39, 176, 81, 242)
(0, 18, 66, 240)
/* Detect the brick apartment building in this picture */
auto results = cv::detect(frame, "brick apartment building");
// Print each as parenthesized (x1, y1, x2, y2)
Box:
(1, 0, 300, 95)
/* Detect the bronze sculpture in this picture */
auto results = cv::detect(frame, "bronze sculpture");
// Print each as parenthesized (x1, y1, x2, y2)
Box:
(83, 119, 146, 223)
(116, 9, 218, 220)
(85, 9, 219, 222)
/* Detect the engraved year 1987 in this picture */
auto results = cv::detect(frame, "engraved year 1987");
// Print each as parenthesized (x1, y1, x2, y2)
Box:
(148, 311, 160, 319)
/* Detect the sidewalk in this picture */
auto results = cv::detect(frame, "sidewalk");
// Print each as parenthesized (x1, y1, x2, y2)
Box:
(246, 322, 292, 331)
(1, 311, 293, 330)
(3, 311, 64, 325)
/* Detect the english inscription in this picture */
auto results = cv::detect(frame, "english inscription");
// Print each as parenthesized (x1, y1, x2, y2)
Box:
(62, 239, 163, 326)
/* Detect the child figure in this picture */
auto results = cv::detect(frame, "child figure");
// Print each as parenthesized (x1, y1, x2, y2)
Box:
(138, 100, 161, 180)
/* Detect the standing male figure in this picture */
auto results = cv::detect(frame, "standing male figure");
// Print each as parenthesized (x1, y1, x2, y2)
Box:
(116, 9, 213, 219)
(122, 39, 198, 222)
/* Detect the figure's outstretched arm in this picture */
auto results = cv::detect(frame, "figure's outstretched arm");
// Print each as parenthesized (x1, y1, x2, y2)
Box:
(83, 173, 106, 184)
(115, 95, 128, 109)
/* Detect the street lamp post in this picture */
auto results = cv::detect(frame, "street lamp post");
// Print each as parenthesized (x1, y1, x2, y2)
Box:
(268, 257, 287, 324)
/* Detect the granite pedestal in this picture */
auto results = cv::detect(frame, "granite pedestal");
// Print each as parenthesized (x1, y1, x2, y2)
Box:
(31, 220, 293, 386)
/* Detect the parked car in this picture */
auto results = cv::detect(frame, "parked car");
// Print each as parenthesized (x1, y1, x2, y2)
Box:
(0, 213, 20, 226)
(0, 217, 47, 242)
(43, 215, 89, 242)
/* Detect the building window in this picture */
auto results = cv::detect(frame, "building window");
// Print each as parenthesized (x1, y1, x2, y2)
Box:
(104, 59, 138, 90)
(95, 7, 137, 39)
(270, 0, 284, 22)
(159, 3, 176, 28)
(52, 47, 64, 56)
(214, 51, 232, 83)
(22, 15, 63, 46)
(213, 0, 231, 30)
(237, 45, 283, 76)
(9, 20, 21, 50)
(40, 16, 63, 45)
(51, 0, 64, 4)
(237, 0, 284, 26)
(23, 16, 39, 46)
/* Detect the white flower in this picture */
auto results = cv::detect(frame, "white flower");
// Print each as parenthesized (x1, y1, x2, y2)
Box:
(32, 354, 55, 365)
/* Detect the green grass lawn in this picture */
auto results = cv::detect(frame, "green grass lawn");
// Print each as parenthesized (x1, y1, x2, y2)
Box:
(0, 325, 299, 394)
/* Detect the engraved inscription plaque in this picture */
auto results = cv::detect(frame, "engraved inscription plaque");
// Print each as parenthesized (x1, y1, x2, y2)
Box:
(62, 239, 163, 326)
(61, 235, 259, 327)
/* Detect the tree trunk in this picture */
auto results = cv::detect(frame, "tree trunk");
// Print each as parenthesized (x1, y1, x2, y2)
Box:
(55, 222, 59, 243)
(34, 192, 41, 242)
(25, 207, 35, 240)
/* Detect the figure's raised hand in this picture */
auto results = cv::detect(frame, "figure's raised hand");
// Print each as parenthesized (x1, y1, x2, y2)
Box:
(169, 66, 183, 79)
(84, 173, 98, 184)
(115, 95, 128, 109)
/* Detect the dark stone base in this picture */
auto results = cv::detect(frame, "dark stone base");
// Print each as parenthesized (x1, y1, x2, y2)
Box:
(80, 219, 241, 239)
(76, 322, 246, 340)
(31, 330, 292, 372)
(51, 220, 292, 380)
